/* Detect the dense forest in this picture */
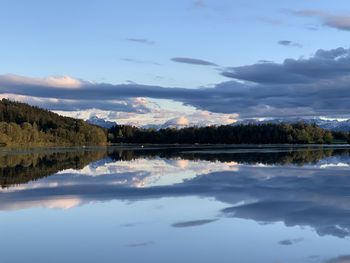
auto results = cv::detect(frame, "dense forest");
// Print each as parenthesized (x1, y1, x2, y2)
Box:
(0, 99, 349, 146)
(108, 122, 350, 144)
(0, 99, 107, 146)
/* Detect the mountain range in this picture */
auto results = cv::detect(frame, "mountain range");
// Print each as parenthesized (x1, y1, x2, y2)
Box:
(87, 116, 117, 129)
(88, 115, 350, 132)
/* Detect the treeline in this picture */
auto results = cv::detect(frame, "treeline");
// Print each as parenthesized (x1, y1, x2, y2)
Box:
(0, 99, 107, 146)
(108, 122, 349, 144)
(108, 147, 350, 166)
(1, 99, 349, 146)
(3, 146, 350, 188)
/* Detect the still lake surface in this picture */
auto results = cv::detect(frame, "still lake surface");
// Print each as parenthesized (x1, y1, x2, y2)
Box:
(1, 145, 350, 263)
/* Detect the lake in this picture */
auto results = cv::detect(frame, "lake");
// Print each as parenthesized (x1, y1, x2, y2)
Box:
(1, 145, 350, 263)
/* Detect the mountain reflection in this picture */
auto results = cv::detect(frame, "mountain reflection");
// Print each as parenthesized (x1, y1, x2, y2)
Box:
(2, 145, 350, 239)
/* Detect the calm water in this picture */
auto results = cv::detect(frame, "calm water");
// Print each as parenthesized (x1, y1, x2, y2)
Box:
(1, 145, 350, 263)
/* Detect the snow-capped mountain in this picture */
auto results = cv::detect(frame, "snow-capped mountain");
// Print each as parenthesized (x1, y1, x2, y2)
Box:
(87, 115, 350, 132)
(141, 117, 190, 130)
(160, 117, 189, 129)
(233, 118, 350, 132)
(87, 116, 117, 129)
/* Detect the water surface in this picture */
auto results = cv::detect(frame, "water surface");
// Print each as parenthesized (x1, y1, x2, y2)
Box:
(1, 145, 350, 263)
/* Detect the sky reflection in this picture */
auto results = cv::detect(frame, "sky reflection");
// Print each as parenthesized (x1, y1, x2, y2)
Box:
(1, 146, 350, 262)
(1, 146, 350, 240)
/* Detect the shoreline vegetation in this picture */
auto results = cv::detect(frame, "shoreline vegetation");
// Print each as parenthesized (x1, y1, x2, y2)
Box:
(0, 99, 350, 146)
(108, 123, 349, 145)
(1, 145, 350, 188)
(0, 99, 106, 147)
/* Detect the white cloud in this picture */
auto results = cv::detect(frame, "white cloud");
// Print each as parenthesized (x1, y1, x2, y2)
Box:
(54, 99, 237, 127)
(164, 116, 190, 127)
(0, 197, 82, 211)
(0, 74, 83, 89)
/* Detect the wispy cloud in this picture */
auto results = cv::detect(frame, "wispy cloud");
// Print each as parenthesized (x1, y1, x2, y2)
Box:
(293, 9, 350, 31)
(172, 219, 217, 228)
(257, 17, 283, 26)
(121, 58, 160, 65)
(278, 238, 304, 246)
(278, 40, 302, 48)
(126, 38, 155, 45)
(193, 0, 206, 8)
(125, 241, 154, 248)
(325, 255, 350, 263)
(171, 57, 218, 66)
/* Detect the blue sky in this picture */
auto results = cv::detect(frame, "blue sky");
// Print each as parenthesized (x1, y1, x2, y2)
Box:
(1, 0, 350, 125)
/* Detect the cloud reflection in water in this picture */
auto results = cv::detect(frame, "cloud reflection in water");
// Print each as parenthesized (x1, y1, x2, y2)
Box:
(1, 146, 350, 240)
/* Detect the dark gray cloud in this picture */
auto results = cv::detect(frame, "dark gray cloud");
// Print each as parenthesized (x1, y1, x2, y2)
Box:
(2, 47, 350, 117)
(222, 47, 350, 84)
(0, 94, 151, 113)
(171, 219, 217, 228)
(293, 10, 350, 31)
(278, 40, 302, 48)
(171, 57, 218, 66)
(42, 99, 151, 113)
(126, 38, 155, 45)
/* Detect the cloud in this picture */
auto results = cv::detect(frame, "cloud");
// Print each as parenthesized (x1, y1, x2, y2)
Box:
(54, 99, 237, 127)
(193, 0, 206, 8)
(0, 93, 151, 113)
(294, 9, 350, 31)
(3, 147, 350, 240)
(305, 24, 319, 31)
(163, 116, 189, 127)
(172, 219, 217, 228)
(126, 38, 155, 45)
(221, 47, 350, 84)
(125, 241, 154, 248)
(171, 57, 218, 66)
(2, 47, 350, 118)
(278, 40, 302, 48)
(326, 16, 350, 31)
(325, 255, 350, 263)
(0, 197, 83, 211)
(0, 74, 83, 89)
(183, 110, 236, 126)
(257, 17, 283, 26)
(121, 58, 160, 65)
(278, 238, 304, 246)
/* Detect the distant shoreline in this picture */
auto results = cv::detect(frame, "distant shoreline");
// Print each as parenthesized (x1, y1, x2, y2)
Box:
(1, 143, 350, 150)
